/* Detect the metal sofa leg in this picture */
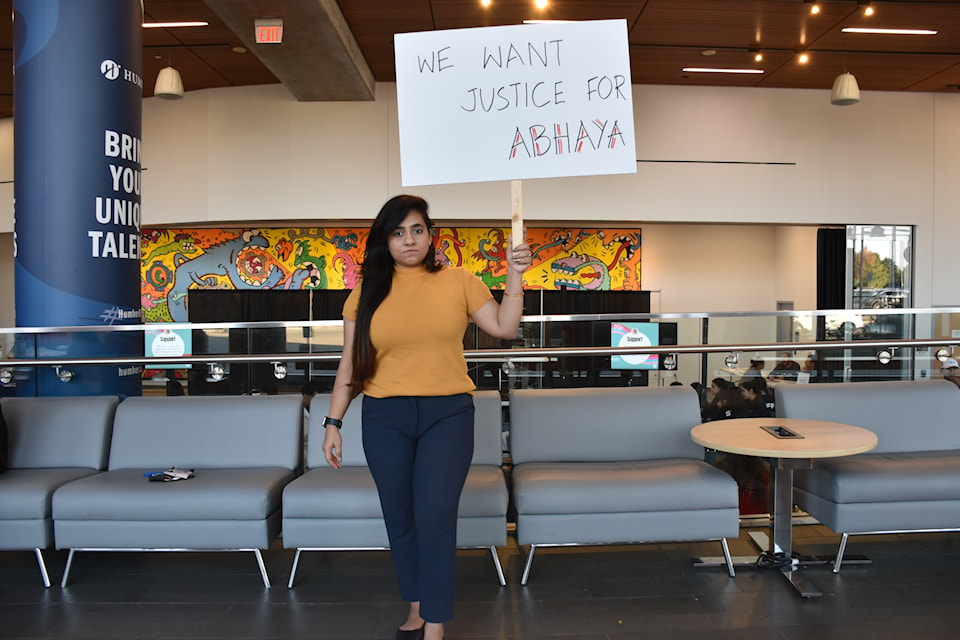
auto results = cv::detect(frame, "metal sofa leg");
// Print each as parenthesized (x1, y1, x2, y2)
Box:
(833, 533, 849, 574)
(489, 546, 506, 587)
(60, 549, 76, 588)
(254, 549, 271, 588)
(287, 549, 303, 588)
(720, 538, 736, 578)
(34, 549, 51, 588)
(520, 544, 537, 586)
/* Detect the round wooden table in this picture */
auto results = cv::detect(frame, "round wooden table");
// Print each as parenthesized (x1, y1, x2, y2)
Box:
(691, 418, 877, 597)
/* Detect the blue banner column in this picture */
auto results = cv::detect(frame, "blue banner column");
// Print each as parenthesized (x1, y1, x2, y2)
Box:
(13, 0, 143, 397)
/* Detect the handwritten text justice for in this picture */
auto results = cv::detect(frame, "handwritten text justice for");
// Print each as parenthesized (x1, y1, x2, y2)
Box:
(416, 38, 627, 159)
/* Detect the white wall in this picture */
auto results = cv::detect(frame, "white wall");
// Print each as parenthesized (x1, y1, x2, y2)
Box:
(773, 225, 818, 311)
(0, 81, 956, 309)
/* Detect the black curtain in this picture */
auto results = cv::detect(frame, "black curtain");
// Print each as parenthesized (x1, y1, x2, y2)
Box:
(815, 227, 847, 382)
(817, 227, 846, 310)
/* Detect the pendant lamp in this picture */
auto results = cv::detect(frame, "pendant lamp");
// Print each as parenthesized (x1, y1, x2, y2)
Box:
(831, 72, 860, 106)
(154, 66, 184, 100)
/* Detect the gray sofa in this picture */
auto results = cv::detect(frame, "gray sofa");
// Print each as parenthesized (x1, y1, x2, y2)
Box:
(509, 386, 740, 584)
(282, 390, 509, 587)
(0, 396, 118, 587)
(51, 395, 302, 587)
(776, 379, 960, 571)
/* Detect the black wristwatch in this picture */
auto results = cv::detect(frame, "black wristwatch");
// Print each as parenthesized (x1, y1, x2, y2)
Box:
(322, 416, 343, 429)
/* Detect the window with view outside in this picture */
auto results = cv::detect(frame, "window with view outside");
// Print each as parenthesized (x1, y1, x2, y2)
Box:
(849, 225, 913, 310)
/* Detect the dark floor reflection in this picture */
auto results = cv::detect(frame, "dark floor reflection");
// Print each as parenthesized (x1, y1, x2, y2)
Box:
(2, 525, 960, 639)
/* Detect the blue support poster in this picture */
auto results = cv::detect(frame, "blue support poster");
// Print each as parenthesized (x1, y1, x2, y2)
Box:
(611, 322, 660, 370)
(13, 0, 143, 397)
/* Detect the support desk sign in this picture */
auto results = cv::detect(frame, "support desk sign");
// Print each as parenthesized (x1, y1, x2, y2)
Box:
(394, 20, 636, 186)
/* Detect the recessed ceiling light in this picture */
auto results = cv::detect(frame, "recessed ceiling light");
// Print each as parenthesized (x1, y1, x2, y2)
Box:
(534, 0, 548, 9)
(842, 27, 937, 35)
(701, 49, 717, 57)
(682, 67, 764, 74)
(481, 0, 491, 6)
(798, 53, 810, 63)
(232, 46, 248, 54)
(142, 21, 209, 28)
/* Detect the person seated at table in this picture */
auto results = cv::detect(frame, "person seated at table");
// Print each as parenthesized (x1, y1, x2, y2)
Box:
(941, 358, 960, 390)
(707, 377, 733, 402)
(701, 378, 732, 420)
(690, 381, 705, 405)
(703, 386, 747, 421)
(165, 379, 185, 396)
(768, 351, 801, 381)
(739, 355, 766, 383)
(738, 377, 774, 418)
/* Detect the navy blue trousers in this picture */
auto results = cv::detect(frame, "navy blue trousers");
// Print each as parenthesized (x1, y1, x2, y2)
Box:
(362, 393, 475, 623)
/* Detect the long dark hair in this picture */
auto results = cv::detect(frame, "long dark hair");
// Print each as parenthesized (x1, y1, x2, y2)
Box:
(349, 195, 441, 394)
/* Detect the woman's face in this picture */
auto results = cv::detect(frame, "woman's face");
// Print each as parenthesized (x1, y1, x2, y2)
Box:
(387, 210, 431, 269)
(739, 385, 756, 401)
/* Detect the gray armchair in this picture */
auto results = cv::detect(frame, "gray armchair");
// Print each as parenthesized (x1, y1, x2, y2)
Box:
(282, 390, 508, 587)
(776, 380, 960, 571)
(52, 395, 302, 587)
(509, 386, 739, 584)
(0, 396, 118, 587)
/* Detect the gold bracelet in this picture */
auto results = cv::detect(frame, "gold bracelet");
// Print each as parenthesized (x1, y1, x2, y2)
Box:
(502, 292, 524, 298)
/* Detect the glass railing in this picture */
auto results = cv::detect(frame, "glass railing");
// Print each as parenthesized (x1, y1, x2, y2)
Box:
(1, 307, 958, 398)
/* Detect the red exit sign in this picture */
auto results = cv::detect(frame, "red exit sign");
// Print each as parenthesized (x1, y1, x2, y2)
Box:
(255, 18, 283, 44)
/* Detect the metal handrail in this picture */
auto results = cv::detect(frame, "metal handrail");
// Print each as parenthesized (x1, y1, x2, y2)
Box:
(0, 336, 954, 368)
(0, 305, 958, 334)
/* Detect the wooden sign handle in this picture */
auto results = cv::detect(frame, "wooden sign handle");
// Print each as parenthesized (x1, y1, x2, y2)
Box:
(511, 180, 523, 249)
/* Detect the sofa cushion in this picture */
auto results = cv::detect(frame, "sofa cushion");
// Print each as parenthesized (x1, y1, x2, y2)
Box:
(108, 396, 301, 471)
(513, 459, 738, 515)
(795, 451, 960, 504)
(306, 390, 503, 468)
(283, 467, 382, 519)
(283, 465, 508, 519)
(0, 468, 99, 519)
(3, 396, 117, 469)
(775, 380, 960, 454)
(459, 465, 508, 518)
(510, 387, 704, 464)
(52, 468, 294, 521)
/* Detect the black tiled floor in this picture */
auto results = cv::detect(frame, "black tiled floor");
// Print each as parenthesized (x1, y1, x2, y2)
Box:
(3, 526, 960, 639)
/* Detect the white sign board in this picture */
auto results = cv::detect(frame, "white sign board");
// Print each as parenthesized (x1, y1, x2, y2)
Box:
(394, 20, 636, 187)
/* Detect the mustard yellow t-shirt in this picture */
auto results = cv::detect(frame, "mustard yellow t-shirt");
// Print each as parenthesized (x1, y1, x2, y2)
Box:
(342, 266, 494, 398)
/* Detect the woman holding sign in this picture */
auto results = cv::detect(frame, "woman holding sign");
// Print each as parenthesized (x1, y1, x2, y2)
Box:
(321, 195, 531, 640)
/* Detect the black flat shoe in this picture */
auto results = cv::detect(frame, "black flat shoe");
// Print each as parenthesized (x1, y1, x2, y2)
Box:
(395, 625, 425, 640)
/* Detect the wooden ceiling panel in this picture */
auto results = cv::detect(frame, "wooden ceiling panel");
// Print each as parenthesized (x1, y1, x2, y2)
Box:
(631, 0, 854, 50)
(337, 0, 435, 80)
(631, 46, 791, 87)
(430, 0, 644, 29)
(757, 50, 960, 90)
(2, 0, 960, 117)
(908, 61, 960, 91)
(0, 1, 10, 50)
(188, 48, 279, 87)
(0, 48, 10, 95)
(811, 2, 960, 54)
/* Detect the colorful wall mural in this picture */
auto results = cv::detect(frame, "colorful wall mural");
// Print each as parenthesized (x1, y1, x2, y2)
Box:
(140, 226, 642, 322)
